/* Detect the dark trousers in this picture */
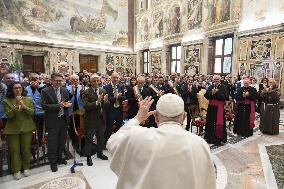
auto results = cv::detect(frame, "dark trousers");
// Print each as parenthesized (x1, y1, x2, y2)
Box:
(34, 115, 44, 146)
(83, 125, 96, 157)
(47, 116, 68, 164)
(185, 104, 199, 131)
(68, 115, 80, 146)
(106, 108, 123, 142)
(83, 118, 106, 156)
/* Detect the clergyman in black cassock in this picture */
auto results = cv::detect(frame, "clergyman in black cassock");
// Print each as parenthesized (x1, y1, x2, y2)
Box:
(204, 75, 228, 145)
(233, 78, 258, 137)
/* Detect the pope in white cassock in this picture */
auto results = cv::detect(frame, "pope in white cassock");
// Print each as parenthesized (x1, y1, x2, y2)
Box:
(107, 94, 216, 189)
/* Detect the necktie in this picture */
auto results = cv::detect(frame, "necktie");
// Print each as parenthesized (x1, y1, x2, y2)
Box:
(56, 87, 64, 117)
(73, 87, 78, 111)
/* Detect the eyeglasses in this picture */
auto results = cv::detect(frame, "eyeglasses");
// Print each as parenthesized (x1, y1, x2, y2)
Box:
(53, 80, 63, 83)
(13, 87, 22, 89)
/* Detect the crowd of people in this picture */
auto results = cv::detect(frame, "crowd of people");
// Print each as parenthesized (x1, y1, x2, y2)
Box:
(0, 68, 281, 183)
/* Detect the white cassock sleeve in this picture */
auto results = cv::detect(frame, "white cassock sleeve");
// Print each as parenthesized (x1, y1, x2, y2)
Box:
(106, 118, 140, 176)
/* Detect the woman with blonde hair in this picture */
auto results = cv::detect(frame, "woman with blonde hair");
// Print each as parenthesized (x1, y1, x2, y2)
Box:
(259, 78, 281, 135)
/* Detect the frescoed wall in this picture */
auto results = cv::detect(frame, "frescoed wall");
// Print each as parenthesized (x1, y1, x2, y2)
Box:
(239, 0, 284, 31)
(237, 33, 284, 95)
(106, 53, 136, 76)
(0, 0, 128, 47)
(150, 52, 162, 75)
(187, 0, 203, 30)
(152, 11, 164, 38)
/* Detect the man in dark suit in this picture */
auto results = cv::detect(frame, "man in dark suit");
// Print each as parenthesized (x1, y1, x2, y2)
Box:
(181, 77, 199, 131)
(164, 73, 183, 96)
(126, 76, 149, 119)
(103, 72, 125, 142)
(41, 73, 72, 172)
(148, 76, 164, 127)
(81, 74, 109, 166)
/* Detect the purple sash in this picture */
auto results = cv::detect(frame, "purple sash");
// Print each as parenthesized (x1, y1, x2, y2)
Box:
(209, 99, 225, 138)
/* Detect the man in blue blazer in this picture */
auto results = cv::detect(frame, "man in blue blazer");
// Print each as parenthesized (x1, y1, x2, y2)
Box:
(66, 74, 85, 151)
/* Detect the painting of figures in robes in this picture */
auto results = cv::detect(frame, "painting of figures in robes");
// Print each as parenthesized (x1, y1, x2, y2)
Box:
(239, 63, 246, 76)
(273, 62, 283, 87)
(188, 0, 203, 30)
(141, 18, 149, 41)
(152, 12, 163, 38)
(211, 0, 231, 24)
(0, 0, 128, 47)
(204, 0, 239, 27)
(168, 5, 181, 35)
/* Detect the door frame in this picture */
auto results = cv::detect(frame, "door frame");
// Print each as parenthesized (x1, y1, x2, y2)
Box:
(78, 51, 102, 73)
(17, 50, 49, 74)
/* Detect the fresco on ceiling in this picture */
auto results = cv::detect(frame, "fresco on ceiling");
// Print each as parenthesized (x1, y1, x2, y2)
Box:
(0, 0, 128, 47)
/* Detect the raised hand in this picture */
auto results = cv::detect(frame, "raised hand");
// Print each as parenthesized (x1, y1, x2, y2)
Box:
(134, 97, 155, 123)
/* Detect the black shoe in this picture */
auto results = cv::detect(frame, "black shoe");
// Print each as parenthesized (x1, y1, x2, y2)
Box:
(50, 164, 58, 172)
(57, 159, 67, 165)
(97, 153, 108, 160)
(87, 156, 93, 166)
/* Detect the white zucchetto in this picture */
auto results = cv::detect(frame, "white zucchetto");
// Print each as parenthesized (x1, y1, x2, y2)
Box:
(156, 93, 184, 117)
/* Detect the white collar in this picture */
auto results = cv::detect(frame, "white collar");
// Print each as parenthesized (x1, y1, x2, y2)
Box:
(158, 121, 183, 128)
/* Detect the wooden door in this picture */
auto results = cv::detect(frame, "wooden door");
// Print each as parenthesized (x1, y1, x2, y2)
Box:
(79, 55, 98, 73)
(22, 55, 45, 76)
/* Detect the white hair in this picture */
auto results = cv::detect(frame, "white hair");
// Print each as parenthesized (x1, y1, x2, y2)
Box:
(70, 74, 79, 80)
(90, 74, 100, 80)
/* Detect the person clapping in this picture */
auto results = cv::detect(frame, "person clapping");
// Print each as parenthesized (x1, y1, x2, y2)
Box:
(4, 81, 35, 180)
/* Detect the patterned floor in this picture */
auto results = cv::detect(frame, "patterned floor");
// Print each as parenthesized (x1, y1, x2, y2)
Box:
(209, 108, 284, 150)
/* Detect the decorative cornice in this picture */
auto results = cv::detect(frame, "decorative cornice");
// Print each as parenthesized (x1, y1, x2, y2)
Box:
(0, 38, 133, 54)
(205, 23, 238, 38)
(238, 24, 284, 38)
(182, 39, 203, 47)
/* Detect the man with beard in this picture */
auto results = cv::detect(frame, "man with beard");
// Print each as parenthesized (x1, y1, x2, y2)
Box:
(181, 77, 199, 131)
(204, 75, 228, 145)
(233, 77, 258, 137)
(127, 76, 149, 120)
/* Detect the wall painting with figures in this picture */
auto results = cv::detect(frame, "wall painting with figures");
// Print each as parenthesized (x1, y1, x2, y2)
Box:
(0, 0, 128, 47)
